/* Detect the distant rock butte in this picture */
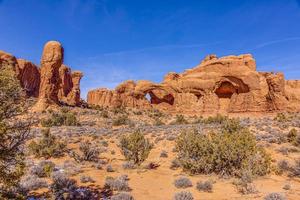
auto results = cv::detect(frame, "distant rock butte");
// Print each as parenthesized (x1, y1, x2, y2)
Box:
(0, 41, 83, 111)
(87, 54, 300, 113)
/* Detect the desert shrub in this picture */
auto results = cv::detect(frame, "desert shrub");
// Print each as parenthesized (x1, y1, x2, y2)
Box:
(283, 183, 291, 190)
(133, 110, 143, 115)
(41, 111, 80, 127)
(101, 140, 109, 147)
(19, 175, 48, 192)
(174, 177, 193, 188)
(119, 130, 153, 165)
(274, 113, 288, 123)
(147, 109, 164, 118)
(50, 172, 77, 199)
(100, 110, 109, 118)
(122, 161, 136, 169)
(203, 114, 228, 124)
(175, 128, 271, 176)
(264, 192, 286, 200)
(79, 140, 100, 161)
(221, 118, 243, 133)
(160, 150, 168, 158)
(0, 67, 30, 197)
(80, 175, 95, 183)
(144, 161, 160, 170)
(112, 107, 127, 115)
(167, 135, 177, 141)
(111, 192, 134, 200)
(236, 181, 258, 194)
(171, 115, 188, 125)
(276, 160, 290, 175)
(28, 128, 67, 158)
(30, 160, 55, 177)
(62, 160, 82, 176)
(234, 174, 257, 194)
(196, 180, 213, 192)
(113, 114, 130, 126)
(154, 117, 165, 126)
(106, 164, 115, 172)
(192, 116, 204, 124)
(170, 159, 181, 170)
(287, 128, 297, 143)
(173, 191, 194, 200)
(104, 176, 130, 191)
(290, 158, 300, 177)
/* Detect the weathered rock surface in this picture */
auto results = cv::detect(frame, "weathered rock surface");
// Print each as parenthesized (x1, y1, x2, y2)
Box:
(0, 41, 83, 110)
(33, 41, 64, 111)
(87, 54, 300, 113)
(16, 59, 40, 97)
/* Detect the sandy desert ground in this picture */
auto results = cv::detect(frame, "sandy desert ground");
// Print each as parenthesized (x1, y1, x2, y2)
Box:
(23, 107, 300, 200)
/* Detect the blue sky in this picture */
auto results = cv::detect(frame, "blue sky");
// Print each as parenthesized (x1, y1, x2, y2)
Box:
(1, 0, 300, 99)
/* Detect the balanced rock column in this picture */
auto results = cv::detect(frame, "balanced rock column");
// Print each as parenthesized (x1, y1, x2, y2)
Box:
(33, 41, 64, 111)
(66, 71, 83, 106)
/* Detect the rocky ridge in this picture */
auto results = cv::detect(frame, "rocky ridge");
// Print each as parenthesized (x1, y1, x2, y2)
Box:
(87, 54, 300, 114)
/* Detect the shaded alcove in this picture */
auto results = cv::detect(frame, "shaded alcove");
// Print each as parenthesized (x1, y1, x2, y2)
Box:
(215, 81, 237, 98)
(214, 77, 250, 98)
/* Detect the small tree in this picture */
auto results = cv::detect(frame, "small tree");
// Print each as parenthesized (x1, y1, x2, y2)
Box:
(119, 130, 153, 165)
(0, 67, 30, 197)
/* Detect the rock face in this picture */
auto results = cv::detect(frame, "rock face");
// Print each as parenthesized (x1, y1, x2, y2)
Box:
(16, 59, 40, 97)
(0, 41, 83, 110)
(87, 54, 300, 113)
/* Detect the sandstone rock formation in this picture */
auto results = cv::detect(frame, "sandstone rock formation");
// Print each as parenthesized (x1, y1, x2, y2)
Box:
(16, 59, 40, 97)
(87, 54, 300, 113)
(33, 41, 64, 111)
(0, 41, 83, 110)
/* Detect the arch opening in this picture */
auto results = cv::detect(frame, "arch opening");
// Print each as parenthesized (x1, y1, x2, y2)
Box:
(144, 90, 174, 105)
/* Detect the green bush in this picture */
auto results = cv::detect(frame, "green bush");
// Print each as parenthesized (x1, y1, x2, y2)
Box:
(175, 127, 271, 176)
(28, 129, 67, 158)
(119, 130, 153, 165)
(41, 111, 80, 127)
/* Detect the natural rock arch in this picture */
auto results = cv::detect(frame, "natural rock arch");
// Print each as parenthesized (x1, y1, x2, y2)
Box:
(144, 89, 175, 105)
(214, 77, 250, 98)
